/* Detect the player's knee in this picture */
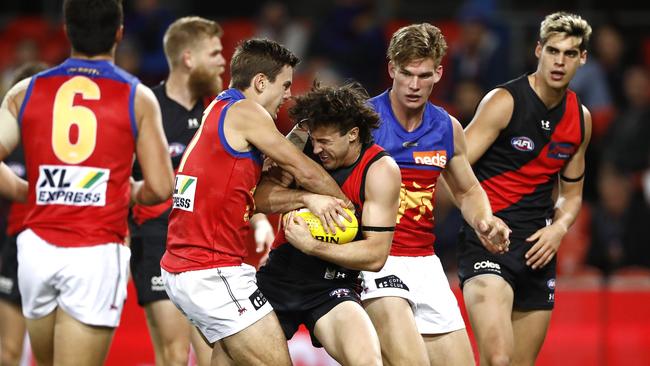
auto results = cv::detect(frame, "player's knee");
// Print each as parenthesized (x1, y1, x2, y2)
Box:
(161, 342, 189, 366)
(346, 350, 382, 366)
(487, 353, 511, 366)
(1, 342, 24, 366)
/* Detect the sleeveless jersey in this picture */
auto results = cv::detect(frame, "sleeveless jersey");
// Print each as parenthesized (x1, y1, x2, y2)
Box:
(473, 74, 584, 237)
(131, 83, 212, 225)
(369, 90, 454, 256)
(271, 143, 388, 280)
(161, 88, 263, 272)
(19, 58, 138, 247)
(4, 145, 28, 236)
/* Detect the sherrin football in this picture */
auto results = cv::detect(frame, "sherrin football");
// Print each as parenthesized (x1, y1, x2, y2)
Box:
(285, 208, 358, 244)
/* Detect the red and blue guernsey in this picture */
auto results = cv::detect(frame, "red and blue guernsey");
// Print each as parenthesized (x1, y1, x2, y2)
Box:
(19, 58, 139, 247)
(162, 89, 263, 273)
(369, 90, 454, 257)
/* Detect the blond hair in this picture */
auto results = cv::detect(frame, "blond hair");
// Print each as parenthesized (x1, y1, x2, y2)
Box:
(387, 23, 448, 67)
(163, 16, 223, 68)
(539, 12, 592, 51)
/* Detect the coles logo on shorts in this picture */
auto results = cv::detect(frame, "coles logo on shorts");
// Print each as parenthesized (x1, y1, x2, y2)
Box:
(36, 165, 109, 206)
(375, 275, 410, 291)
(473, 260, 501, 273)
(172, 174, 197, 212)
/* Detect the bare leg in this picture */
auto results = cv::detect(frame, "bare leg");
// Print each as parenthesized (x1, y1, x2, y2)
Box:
(144, 300, 191, 366)
(511, 310, 551, 366)
(220, 311, 291, 366)
(423, 329, 475, 366)
(191, 326, 213, 366)
(24, 310, 56, 366)
(463, 275, 514, 366)
(0, 301, 26, 366)
(364, 296, 428, 366)
(52, 307, 115, 366)
(314, 301, 381, 365)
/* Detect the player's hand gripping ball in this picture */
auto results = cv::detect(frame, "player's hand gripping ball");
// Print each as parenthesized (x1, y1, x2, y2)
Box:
(285, 208, 358, 244)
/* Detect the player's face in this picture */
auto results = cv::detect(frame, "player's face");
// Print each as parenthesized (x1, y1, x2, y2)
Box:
(535, 34, 587, 89)
(309, 125, 359, 170)
(262, 65, 293, 119)
(388, 57, 442, 110)
(188, 36, 226, 97)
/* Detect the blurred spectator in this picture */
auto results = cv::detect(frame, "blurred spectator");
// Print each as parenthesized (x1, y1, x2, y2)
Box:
(602, 65, 650, 174)
(254, 1, 309, 62)
(586, 163, 650, 276)
(124, 0, 175, 84)
(450, 79, 484, 127)
(115, 38, 142, 76)
(0, 39, 40, 96)
(306, 0, 386, 95)
(448, 0, 509, 100)
(593, 24, 634, 109)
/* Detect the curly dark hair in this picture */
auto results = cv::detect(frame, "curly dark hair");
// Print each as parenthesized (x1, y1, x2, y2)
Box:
(289, 82, 379, 144)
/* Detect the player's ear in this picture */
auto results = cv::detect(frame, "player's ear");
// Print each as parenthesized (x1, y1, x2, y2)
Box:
(348, 127, 359, 142)
(115, 25, 124, 44)
(388, 61, 396, 79)
(253, 73, 266, 94)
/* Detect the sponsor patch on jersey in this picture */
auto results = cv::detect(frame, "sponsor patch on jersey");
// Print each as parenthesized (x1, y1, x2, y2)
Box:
(412, 150, 447, 168)
(473, 260, 502, 273)
(511, 136, 535, 152)
(375, 275, 410, 291)
(168, 143, 187, 158)
(172, 174, 197, 212)
(547, 141, 576, 160)
(36, 165, 109, 206)
(249, 288, 268, 311)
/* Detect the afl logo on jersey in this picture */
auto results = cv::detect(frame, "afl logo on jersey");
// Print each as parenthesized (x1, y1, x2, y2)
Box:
(168, 143, 186, 158)
(511, 136, 535, 152)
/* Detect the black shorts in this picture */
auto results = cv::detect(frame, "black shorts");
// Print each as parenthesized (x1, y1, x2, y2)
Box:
(129, 217, 169, 306)
(0, 235, 22, 306)
(457, 224, 556, 310)
(256, 246, 362, 347)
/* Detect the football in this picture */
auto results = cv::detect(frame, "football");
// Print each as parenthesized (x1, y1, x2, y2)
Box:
(286, 208, 358, 244)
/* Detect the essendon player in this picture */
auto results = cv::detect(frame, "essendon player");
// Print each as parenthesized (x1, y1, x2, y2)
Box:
(160, 39, 351, 365)
(128, 16, 224, 366)
(254, 83, 401, 365)
(0, 1, 174, 365)
(459, 12, 593, 366)
(361, 23, 510, 366)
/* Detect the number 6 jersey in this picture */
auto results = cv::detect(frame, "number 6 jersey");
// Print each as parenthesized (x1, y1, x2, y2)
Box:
(19, 58, 139, 247)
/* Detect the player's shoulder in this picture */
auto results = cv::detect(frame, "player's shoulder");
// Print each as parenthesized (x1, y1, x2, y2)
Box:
(227, 99, 273, 127)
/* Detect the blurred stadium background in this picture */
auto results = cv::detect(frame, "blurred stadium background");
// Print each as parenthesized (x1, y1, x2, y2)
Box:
(0, 0, 649, 365)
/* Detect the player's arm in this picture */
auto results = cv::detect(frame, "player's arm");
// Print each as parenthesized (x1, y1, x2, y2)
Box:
(230, 101, 350, 205)
(525, 106, 592, 269)
(0, 78, 30, 201)
(284, 156, 401, 271)
(464, 88, 513, 165)
(442, 116, 510, 253)
(132, 84, 174, 205)
(254, 175, 351, 233)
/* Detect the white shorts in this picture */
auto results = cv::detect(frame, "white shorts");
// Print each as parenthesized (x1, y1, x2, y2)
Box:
(161, 264, 273, 343)
(361, 255, 465, 334)
(17, 229, 130, 327)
